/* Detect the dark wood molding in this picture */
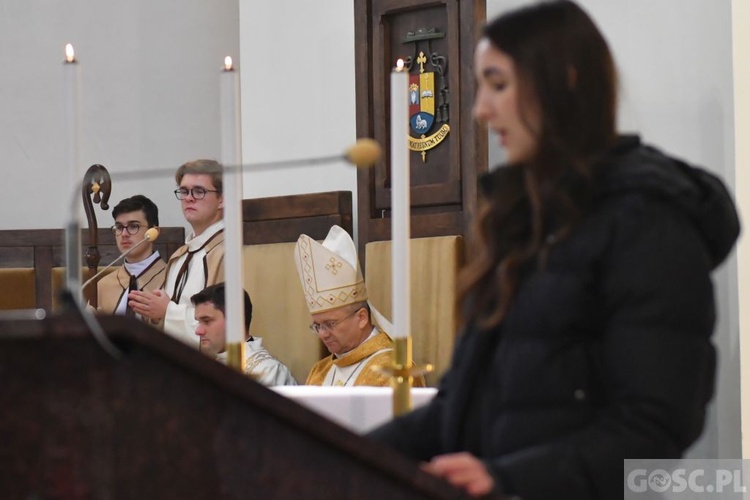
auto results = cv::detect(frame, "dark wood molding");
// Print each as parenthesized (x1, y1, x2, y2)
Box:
(242, 191, 353, 244)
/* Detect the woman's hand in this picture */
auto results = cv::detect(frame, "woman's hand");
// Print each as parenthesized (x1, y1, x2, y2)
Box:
(422, 452, 495, 497)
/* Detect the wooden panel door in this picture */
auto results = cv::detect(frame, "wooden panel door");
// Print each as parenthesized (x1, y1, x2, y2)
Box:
(355, 0, 487, 247)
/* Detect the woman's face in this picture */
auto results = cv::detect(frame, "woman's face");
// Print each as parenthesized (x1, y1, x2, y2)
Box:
(473, 39, 540, 165)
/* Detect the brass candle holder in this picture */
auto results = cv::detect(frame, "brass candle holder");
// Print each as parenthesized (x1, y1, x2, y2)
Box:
(225, 341, 246, 373)
(377, 336, 433, 416)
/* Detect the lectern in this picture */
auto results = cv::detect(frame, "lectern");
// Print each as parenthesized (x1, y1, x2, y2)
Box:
(0, 315, 482, 499)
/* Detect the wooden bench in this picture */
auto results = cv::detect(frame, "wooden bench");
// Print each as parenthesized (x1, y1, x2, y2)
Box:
(0, 228, 185, 312)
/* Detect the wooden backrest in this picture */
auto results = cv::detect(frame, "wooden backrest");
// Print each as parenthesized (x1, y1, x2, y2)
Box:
(241, 191, 353, 383)
(365, 236, 464, 386)
(0, 269, 35, 310)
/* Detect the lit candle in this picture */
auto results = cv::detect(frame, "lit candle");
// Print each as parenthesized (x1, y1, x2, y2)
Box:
(391, 59, 410, 339)
(63, 43, 83, 297)
(63, 43, 81, 180)
(220, 56, 245, 352)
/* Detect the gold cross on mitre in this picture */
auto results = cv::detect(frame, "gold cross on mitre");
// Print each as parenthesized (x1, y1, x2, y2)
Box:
(325, 257, 343, 275)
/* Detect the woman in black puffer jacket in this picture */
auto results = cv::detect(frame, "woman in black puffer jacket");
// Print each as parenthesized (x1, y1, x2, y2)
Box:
(368, 2, 741, 499)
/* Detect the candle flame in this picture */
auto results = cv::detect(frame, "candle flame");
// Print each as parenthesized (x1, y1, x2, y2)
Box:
(224, 56, 233, 71)
(396, 58, 405, 72)
(65, 43, 75, 63)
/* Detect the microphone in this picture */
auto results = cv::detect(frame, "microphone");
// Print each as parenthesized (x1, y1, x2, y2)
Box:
(236, 137, 382, 171)
(242, 137, 382, 169)
(344, 138, 381, 167)
(81, 227, 160, 291)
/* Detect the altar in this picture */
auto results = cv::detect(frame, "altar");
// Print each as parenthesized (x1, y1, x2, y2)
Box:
(273, 386, 438, 434)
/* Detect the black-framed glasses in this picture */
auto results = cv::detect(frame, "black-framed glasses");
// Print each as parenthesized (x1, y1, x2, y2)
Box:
(308, 307, 364, 334)
(174, 187, 220, 200)
(111, 222, 144, 236)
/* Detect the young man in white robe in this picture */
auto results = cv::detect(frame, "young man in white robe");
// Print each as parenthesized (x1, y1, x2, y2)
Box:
(128, 160, 225, 347)
(191, 282, 296, 387)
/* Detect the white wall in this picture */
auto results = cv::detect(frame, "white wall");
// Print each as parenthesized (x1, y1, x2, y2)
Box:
(733, 0, 750, 457)
(239, 0, 357, 208)
(0, 0, 239, 230)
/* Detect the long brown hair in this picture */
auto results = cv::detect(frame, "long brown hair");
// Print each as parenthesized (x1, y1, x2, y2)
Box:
(458, 0, 618, 330)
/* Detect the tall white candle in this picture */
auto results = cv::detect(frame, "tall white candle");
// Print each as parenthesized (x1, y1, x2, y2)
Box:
(64, 44, 81, 185)
(63, 43, 83, 297)
(220, 56, 245, 346)
(391, 59, 410, 339)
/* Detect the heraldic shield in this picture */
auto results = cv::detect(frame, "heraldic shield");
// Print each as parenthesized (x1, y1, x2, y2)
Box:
(409, 73, 436, 136)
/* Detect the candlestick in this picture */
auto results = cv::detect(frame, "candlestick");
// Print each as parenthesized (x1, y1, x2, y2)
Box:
(63, 43, 83, 299)
(369, 60, 433, 414)
(64, 44, 81, 175)
(391, 59, 410, 340)
(220, 56, 245, 371)
(390, 58, 413, 415)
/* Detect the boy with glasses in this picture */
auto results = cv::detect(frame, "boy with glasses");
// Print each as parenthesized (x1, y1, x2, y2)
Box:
(129, 159, 225, 347)
(96, 195, 165, 316)
(295, 225, 425, 387)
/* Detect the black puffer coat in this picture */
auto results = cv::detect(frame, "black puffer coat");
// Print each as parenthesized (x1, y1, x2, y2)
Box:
(369, 136, 740, 500)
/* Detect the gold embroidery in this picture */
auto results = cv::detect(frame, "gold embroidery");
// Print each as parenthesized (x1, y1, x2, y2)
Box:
(325, 257, 342, 275)
(330, 359, 366, 386)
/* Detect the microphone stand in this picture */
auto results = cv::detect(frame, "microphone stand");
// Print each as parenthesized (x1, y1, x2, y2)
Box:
(80, 232, 158, 292)
(64, 219, 82, 307)
(91, 138, 382, 183)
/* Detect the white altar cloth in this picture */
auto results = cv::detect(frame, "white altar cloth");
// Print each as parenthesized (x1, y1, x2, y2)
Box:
(272, 386, 438, 434)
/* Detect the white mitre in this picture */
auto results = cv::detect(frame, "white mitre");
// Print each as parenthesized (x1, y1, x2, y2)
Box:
(294, 225, 392, 332)
(295, 225, 368, 313)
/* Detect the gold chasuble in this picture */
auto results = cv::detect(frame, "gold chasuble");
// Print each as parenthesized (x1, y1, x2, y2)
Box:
(306, 331, 426, 387)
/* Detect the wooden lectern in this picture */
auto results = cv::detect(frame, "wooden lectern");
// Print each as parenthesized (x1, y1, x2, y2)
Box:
(0, 314, 485, 499)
